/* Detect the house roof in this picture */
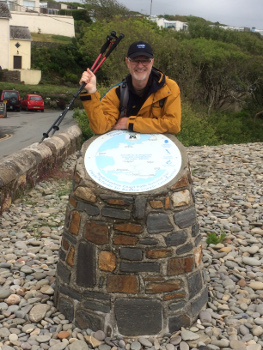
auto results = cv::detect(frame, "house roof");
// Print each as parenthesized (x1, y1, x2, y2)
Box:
(0, 1, 11, 18)
(10, 25, 32, 40)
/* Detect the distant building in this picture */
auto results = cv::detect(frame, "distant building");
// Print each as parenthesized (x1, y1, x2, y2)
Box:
(149, 17, 188, 31)
(211, 24, 263, 35)
(0, 2, 41, 84)
(251, 27, 263, 36)
(10, 25, 32, 69)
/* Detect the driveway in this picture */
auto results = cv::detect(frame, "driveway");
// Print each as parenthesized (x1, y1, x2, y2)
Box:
(0, 109, 78, 160)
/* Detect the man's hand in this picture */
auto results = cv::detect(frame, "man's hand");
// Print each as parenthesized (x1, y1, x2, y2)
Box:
(112, 117, 129, 130)
(79, 68, 97, 94)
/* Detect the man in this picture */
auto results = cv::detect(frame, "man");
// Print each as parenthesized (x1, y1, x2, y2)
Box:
(79, 41, 181, 134)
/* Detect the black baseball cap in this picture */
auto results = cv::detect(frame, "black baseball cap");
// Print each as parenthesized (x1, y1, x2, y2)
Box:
(127, 41, 154, 58)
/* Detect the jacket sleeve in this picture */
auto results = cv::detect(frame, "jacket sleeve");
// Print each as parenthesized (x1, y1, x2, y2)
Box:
(128, 79, 181, 134)
(80, 88, 120, 135)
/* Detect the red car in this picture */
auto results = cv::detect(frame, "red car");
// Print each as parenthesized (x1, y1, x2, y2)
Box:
(21, 94, 44, 112)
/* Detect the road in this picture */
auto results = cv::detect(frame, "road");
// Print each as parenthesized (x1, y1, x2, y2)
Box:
(0, 109, 78, 160)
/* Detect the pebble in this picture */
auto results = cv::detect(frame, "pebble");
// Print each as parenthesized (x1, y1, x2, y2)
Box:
(0, 144, 263, 350)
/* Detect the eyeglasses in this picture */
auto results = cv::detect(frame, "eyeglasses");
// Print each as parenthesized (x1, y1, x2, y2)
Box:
(128, 58, 153, 65)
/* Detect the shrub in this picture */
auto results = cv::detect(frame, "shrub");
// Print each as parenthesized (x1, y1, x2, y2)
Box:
(72, 108, 94, 141)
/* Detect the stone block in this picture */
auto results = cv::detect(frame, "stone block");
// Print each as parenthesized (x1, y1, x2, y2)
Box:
(100, 194, 133, 206)
(150, 200, 163, 208)
(173, 207, 196, 228)
(69, 196, 77, 207)
(61, 238, 70, 251)
(83, 300, 111, 313)
(58, 297, 74, 322)
(168, 301, 186, 311)
(74, 186, 96, 202)
(176, 242, 194, 255)
(120, 248, 143, 261)
(107, 275, 139, 293)
(165, 196, 170, 209)
(195, 234, 202, 247)
(194, 245, 203, 266)
(146, 248, 172, 259)
(192, 223, 199, 237)
(170, 174, 189, 190)
(59, 248, 66, 261)
(69, 211, 81, 235)
(165, 231, 187, 247)
(171, 190, 191, 207)
(60, 285, 82, 301)
(168, 313, 191, 332)
(76, 242, 96, 288)
(133, 197, 147, 219)
(114, 223, 142, 234)
(139, 238, 159, 245)
(188, 271, 203, 299)
(115, 298, 162, 335)
(168, 256, 194, 276)
(102, 207, 131, 220)
(78, 202, 100, 216)
(191, 287, 208, 317)
(113, 235, 139, 245)
(66, 247, 75, 267)
(147, 213, 173, 233)
(99, 251, 116, 272)
(83, 291, 110, 301)
(145, 279, 181, 293)
(56, 262, 71, 284)
(120, 262, 160, 273)
(85, 221, 109, 245)
(75, 308, 105, 331)
(163, 291, 186, 301)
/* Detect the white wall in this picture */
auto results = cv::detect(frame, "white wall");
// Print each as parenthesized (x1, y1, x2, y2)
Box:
(0, 19, 10, 69)
(10, 11, 75, 37)
(20, 69, 41, 84)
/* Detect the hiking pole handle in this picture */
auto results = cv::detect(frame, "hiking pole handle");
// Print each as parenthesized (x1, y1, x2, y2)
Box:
(93, 33, 125, 73)
(105, 33, 125, 58)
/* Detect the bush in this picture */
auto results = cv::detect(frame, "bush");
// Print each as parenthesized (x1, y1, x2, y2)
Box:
(72, 108, 94, 141)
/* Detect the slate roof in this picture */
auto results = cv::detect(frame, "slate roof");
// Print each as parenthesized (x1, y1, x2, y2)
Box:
(0, 1, 11, 18)
(10, 25, 32, 40)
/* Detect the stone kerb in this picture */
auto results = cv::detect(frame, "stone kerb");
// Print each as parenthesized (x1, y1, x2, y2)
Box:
(0, 125, 82, 213)
(55, 132, 208, 337)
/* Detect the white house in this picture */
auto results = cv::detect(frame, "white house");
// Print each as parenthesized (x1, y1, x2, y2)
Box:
(0, 1, 41, 84)
(0, 1, 11, 69)
(150, 17, 188, 31)
(4, 0, 75, 37)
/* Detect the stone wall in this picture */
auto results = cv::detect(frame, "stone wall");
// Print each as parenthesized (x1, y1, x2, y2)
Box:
(0, 125, 82, 213)
(0, 70, 21, 83)
(55, 134, 208, 337)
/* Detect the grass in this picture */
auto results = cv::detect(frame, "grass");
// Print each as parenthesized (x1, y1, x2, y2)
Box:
(31, 33, 72, 44)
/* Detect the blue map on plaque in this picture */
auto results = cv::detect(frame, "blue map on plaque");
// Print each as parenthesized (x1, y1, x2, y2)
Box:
(84, 130, 182, 193)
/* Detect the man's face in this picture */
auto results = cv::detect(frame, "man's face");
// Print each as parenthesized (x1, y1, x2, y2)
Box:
(126, 56, 154, 83)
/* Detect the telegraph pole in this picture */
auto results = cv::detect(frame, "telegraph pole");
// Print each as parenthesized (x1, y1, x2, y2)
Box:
(150, 0, 152, 16)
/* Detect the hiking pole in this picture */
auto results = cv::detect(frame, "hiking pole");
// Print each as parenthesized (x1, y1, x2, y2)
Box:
(39, 31, 124, 143)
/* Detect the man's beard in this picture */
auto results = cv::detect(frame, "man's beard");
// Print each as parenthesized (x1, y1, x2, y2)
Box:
(133, 69, 149, 81)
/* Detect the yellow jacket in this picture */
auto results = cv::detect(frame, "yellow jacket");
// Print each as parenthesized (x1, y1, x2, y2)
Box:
(80, 69, 181, 135)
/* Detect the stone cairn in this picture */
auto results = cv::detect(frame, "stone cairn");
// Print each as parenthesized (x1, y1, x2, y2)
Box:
(55, 134, 207, 337)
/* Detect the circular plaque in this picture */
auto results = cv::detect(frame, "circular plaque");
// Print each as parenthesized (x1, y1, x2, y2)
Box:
(84, 130, 182, 193)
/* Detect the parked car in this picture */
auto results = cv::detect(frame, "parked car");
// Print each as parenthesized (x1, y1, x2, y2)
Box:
(0, 90, 21, 111)
(21, 94, 44, 112)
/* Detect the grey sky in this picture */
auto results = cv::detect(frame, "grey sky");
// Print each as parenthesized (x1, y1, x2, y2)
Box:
(118, 0, 263, 29)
